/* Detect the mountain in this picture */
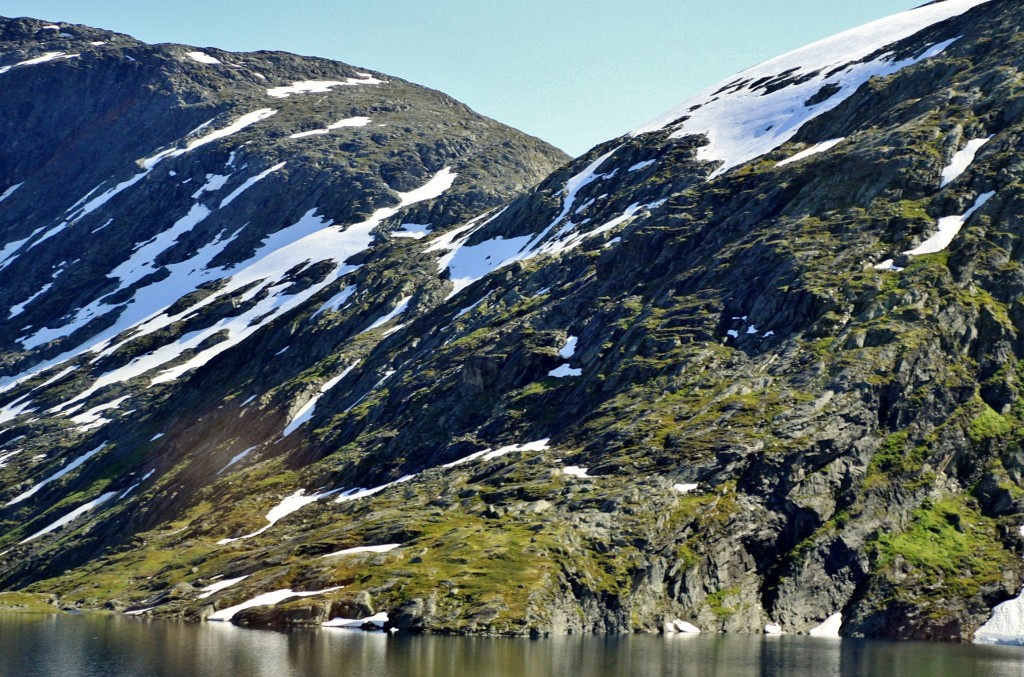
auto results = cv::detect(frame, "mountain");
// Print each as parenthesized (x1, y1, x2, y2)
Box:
(2, 0, 1023, 643)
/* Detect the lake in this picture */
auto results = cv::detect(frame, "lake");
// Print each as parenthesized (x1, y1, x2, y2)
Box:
(2, 614, 1024, 676)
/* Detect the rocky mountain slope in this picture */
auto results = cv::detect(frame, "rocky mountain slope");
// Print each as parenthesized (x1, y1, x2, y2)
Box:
(4, 0, 1024, 643)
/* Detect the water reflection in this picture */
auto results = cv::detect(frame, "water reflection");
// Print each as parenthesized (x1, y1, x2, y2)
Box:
(2, 614, 1023, 677)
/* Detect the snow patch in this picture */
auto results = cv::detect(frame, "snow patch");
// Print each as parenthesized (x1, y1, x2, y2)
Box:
(68, 395, 130, 428)
(668, 620, 701, 634)
(981, 601, 1024, 646)
(398, 167, 458, 205)
(175, 109, 277, 157)
(220, 162, 286, 208)
(391, 223, 431, 240)
(628, 160, 656, 173)
(217, 446, 256, 474)
(20, 491, 118, 543)
(436, 232, 531, 299)
(289, 117, 372, 139)
(313, 285, 358, 318)
(633, 0, 989, 178)
(548, 364, 582, 379)
(323, 612, 389, 629)
(0, 51, 78, 74)
(334, 475, 415, 504)
(186, 51, 221, 65)
(117, 469, 155, 499)
(559, 336, 578, 359)
(6, 443, 107, 507)
(776, 138, 846, 167)
(8, 283, 53, 318)
(809, 612, 843, 638)
(363, 297, 412, 333)
(0, 167, 448, 407)
(207, 586, 344, 622)
(0, 183, 23, 203)
(320, 544, 401, 558)
(975, 523, 1024, 645)
(562, 466, 592, 478)
(904, 191, 995, 256)
(266, 76, 383, 98)
(191, 174, 230, 199)
(442, 439, 551, 468)
(218, 488, 342, 544)
(198, 575, 249, 599)
(872, 259, 904, 272)
(454, 291, 492, 319)
(0, 450, 21, 469)
(283, 363, 358, 437)
(941, 137, 991, 187)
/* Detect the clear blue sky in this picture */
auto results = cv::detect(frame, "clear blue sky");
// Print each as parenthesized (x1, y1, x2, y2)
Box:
(2, 1, 924, 156)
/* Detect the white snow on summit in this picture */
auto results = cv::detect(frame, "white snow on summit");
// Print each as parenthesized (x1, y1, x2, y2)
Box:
(633, 0, 991, 178)
(186, 52, 221, 65)
(0, 51, 79, 74)
(266, 76, 384, 99)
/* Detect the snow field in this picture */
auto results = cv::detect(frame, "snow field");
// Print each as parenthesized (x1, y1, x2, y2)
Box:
(634, 1, 990, 178)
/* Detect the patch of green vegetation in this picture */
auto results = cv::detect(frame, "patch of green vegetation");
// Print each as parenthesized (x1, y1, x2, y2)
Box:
(969, 404, 1013, 443)
(869, 431, 911, 474)
(871, 494, 1018, 601)
(706, 587, 741, 618)
(811, 337, 835, 358)
(674, 543, 699, 569)
(512, 380, 557, 400)
(0, 592, 61, 614)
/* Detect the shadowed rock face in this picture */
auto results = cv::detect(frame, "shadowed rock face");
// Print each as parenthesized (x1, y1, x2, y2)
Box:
(3, 2, 1024, 642)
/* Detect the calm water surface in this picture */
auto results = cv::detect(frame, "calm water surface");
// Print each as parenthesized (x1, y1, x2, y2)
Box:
(2, 614, 1024, 676)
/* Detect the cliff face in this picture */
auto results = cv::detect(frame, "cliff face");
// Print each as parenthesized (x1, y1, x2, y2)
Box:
(4, 1, 1024, 642)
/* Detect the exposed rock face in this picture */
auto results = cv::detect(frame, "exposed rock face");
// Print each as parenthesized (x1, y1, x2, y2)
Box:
(3, 1, 1024, 643)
